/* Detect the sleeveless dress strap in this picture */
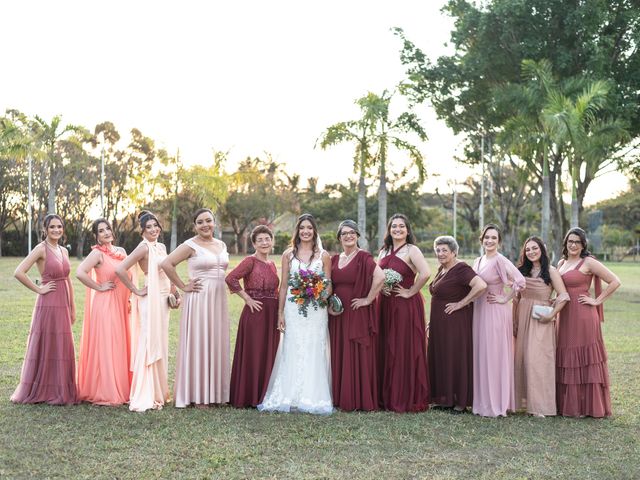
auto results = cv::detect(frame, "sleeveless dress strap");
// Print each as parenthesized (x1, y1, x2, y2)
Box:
(574, 257, 587, 271)
(391, 243, 407, 256)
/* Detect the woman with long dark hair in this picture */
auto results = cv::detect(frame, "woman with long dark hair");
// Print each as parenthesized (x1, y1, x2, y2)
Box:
(377, 213, 431, 412)
(76, 218, 132, 405)
(556, 228, 620, 418)
(259, 213, 334, 414)
(11, 214, 78, 405)
(513, 236, 568, 417)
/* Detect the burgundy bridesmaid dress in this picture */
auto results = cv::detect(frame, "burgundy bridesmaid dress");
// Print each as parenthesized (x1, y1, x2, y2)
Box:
(226, 256, 280, 408)
(329, 250, 379, 411)
(378, 245, 429, 413)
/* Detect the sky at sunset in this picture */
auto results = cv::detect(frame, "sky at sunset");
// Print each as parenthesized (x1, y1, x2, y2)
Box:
(1, 0, 627, 204)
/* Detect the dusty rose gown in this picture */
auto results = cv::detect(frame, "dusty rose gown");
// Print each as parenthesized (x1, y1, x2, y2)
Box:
(226, 256, 279, 408)
(378, 245, 429, 413)
(472, 253, 525, 417)
(174, 238, 230, 407)
(129, 239, 171, 412)
(557, 258, 611, 418)
(78, 245, 132, 405)
(11, 244, 78, 405)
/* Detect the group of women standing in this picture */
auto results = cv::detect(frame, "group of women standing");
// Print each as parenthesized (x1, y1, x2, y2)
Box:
(10, 210, 620, 420)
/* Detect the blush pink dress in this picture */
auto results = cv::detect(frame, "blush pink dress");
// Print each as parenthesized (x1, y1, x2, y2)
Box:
(174, 239, 230, 407)
(472, 253, 525, 417)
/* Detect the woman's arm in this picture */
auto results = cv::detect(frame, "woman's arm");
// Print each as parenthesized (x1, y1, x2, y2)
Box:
(322, 250, 333, 297)
(160, 243, 201, 292)
(76, 249, 115, 291)
(395, 245, 431, 298)
(488, 256, 525, 304)
(277, 250, 291, 331)
(580, 257, 621, 306)
(226, 257, 263, 313)
(14, 244, 52, 295)
(445, 275, 487, 314)
(536, 267, 570, 322)
(352, 264, 385, 310)
(116, 244, 148, 296)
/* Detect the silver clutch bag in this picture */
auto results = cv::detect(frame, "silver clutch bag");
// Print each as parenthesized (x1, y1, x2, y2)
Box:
(328, 294, 344, 314)
(532, 305, 554, 321)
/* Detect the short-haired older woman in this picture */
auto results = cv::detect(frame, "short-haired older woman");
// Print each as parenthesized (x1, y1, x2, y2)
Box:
(225, 225, 280, 408)
(428, 236, 486, 413)
(328, 220, 384, 411)
(556, 227, 621, 418)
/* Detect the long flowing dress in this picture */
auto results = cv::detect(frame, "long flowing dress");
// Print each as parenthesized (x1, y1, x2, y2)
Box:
(11, 244, 78, 405)
(77, 245, 132, 405)
(174, 239, 230, 407)
(556, 258, 611, 418)
(329, 251, 379, 411)
(514, 277, 567, 416)
(428, 262, 476, 409)
(226, 255, 280, 408)
(258, 253, 333, 414)
(472, 253, 525, 417)
(378, 245, 429, 413)
(129, 239, 171, 412)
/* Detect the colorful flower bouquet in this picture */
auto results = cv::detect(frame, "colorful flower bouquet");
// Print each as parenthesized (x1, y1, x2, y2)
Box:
(288, 268, 330, 317)
(382, 268, 403, 294)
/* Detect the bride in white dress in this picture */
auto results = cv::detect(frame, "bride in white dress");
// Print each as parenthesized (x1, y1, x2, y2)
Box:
(258, 214, 334, 414)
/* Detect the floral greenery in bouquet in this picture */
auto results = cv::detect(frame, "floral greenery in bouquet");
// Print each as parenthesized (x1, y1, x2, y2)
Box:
(288, 268, 330, 317)
(382, 268, 403, 294)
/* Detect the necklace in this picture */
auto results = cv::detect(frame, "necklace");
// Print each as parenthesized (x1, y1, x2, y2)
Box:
(339, 249, 358, 267)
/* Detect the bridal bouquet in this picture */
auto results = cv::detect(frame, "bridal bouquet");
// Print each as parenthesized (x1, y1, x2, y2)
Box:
(382, 268, 403, 294)
(288, 269, 330, 317)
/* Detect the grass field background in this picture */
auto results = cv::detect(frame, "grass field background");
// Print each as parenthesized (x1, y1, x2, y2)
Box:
(0, 256, 638, 479)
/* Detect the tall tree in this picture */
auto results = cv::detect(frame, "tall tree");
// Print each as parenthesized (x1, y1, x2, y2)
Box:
(366, 91, 427, 247)
(318, 92, 379, 251)
(31, 115, 81, 214)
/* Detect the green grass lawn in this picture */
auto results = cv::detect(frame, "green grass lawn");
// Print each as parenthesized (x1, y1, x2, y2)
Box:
(0, 256, 638, 479)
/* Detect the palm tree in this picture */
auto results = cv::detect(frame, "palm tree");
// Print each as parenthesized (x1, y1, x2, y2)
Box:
(542, 79, 629, 227)
(318, 93, 381, 250)
(367, 90, 427, 248)
(32, 115, 82, 213)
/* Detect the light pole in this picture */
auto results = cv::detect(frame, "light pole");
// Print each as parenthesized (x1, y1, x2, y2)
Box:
(100, 134, 105, 217)
(28, 154, 32, 253)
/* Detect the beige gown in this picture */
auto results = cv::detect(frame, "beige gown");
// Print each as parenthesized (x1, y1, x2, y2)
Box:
(514, 277, 566, 416)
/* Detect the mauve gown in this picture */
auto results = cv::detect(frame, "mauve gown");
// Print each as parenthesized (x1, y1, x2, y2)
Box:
(472, 253, 525, 417)
(11, 244, 78, 405)
(329, 251, 379, 411)
(226, 256, 280, 408)
(378, 245, 429, 413)
(557, 258, 611, 418)
(174, 238, 230, 407)
(78, 245, 132, 405)
(428, 262, 476, 409)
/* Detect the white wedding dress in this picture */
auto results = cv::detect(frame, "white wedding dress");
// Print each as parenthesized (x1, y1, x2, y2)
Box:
(258, 254, 334, 415)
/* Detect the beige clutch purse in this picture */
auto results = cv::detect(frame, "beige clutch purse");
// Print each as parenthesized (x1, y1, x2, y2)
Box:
(532, 305, 554, 321)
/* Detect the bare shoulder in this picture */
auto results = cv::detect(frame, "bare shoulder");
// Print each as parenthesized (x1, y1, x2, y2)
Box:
(282, 247, 293, 258)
